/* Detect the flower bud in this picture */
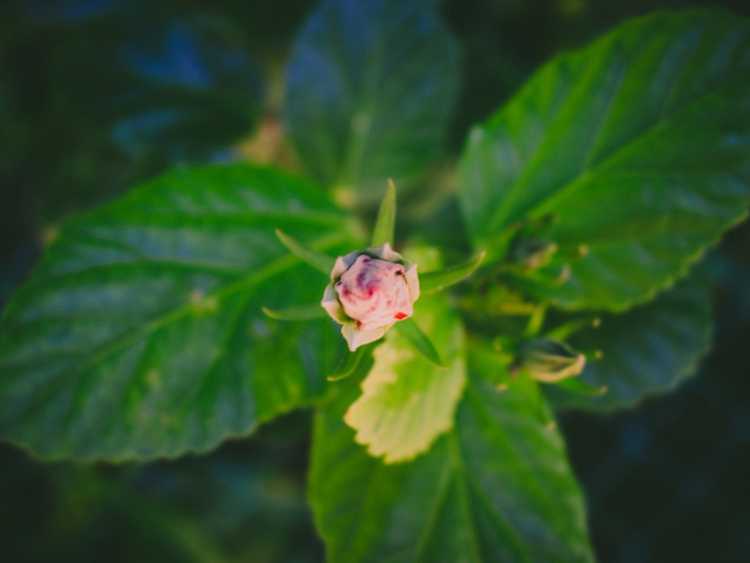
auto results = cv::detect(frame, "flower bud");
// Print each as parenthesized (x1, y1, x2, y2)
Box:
(510, 237, 558, 270)
(515, 339, 586, 383)
(321, 243, 420, 351)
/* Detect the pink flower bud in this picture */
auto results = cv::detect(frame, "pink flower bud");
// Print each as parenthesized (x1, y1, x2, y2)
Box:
(321, 244, 420, 351)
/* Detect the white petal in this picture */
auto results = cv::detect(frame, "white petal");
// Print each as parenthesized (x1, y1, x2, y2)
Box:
(321, 284, 348, 324)
(341, 323, 389, 352)
(405, 263, 420, 303)
(331, 251, 360, 281)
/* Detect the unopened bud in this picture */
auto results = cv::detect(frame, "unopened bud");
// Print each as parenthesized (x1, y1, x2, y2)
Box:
(321, 243, 420, 351)
(510, 237, 558, 270)
(516, 339, 586, 383)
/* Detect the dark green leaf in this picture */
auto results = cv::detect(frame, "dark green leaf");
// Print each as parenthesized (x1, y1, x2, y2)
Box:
(310, 367, 594, 562)
(345, 297, 464, 462)
(459, 10, 750, 311)
(285, 0, 460, 203)
(276, 229, 336, 274)
(546, 275, 712, 412)
(0, 164, 359, 461)
(420, 251, 486, 294)
(371, 179, 397, 246)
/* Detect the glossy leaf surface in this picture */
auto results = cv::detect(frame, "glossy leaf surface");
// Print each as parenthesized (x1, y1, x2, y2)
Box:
(460, 10, 750, 310)
(0, 164, 358, 460)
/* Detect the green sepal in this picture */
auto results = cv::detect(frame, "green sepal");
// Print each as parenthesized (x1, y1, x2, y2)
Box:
(420, 250, 486, 295)
(275, 229, 335, 274)
(371, 179, 397, 247)
(326, 344, 372, 382)
(261, 304, 326, 321)
(552, 377, 608, 397)
(395, 318, 443, 366)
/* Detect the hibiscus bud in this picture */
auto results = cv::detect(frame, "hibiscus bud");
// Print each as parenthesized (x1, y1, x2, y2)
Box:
(321, 243, 420, 351)
(515, 338, 586, 383)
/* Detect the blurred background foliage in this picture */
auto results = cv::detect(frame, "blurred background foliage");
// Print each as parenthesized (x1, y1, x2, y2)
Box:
(1, 0, 749, 562)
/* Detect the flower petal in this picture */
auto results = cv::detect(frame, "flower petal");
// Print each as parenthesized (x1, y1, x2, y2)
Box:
(331, 250, 360, 281)
(341, 323, 390, 352)
(405, 263, 420, 302)
(321, 284, 348, 324)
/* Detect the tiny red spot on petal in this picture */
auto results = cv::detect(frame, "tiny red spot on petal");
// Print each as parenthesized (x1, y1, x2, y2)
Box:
(394, 312, 408, 320)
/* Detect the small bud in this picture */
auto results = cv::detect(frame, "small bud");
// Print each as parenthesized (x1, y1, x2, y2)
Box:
(510, 237, 558, 270)
(321, 243, 420, 351)
(516, 339, 586, 383)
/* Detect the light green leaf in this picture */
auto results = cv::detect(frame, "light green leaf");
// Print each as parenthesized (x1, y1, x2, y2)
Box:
(0, 164, 359, 461)
(285, 0, 460, 203)
(546, 274, 712, 412)
(310, 363, 594, 562)
(275, 228, 335, 274)
(394, 317, 443, 366)
(344, 297, 465, 463)
(420, 251, 486, 294)
(371, 179, 397, 246)
(459, 10, 750, 311)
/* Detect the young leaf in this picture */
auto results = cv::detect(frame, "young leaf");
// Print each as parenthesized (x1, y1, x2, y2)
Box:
(275, 228, 335, 275)
(459, 10, 750, 311)
(371, 179, 397, 246)
(344, 297, 465, 463)
(0, 164, 358, 461)
(394, 317, 443, 366)
(420, 250, 486, 294)
(545, 275, 712, 412)
(310, 369, 594, 562)
(261, 303, 326, 321)
(285, 0, 459, 202)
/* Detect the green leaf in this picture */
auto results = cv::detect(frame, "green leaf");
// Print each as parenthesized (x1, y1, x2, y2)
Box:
(261, 303, 326, 321)
(285, 0, 460, 203)
(394, 318, 443, 366)
(459, 10, 750, 311)
(420, 251, 486, 294)
(546, 275, 712, 412)
(310, 364, 594, 562)
(275, 229, 336, 274)
(0, 164, 359, 461)
(371, 179, 397, 246)
(344, 297, 464, 463)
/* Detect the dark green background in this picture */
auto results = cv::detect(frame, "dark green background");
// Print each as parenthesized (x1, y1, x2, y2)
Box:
(1, 0, 749, 561)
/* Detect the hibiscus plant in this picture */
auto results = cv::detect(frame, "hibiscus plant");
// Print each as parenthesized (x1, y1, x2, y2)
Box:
(1, 1, 749, 562)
